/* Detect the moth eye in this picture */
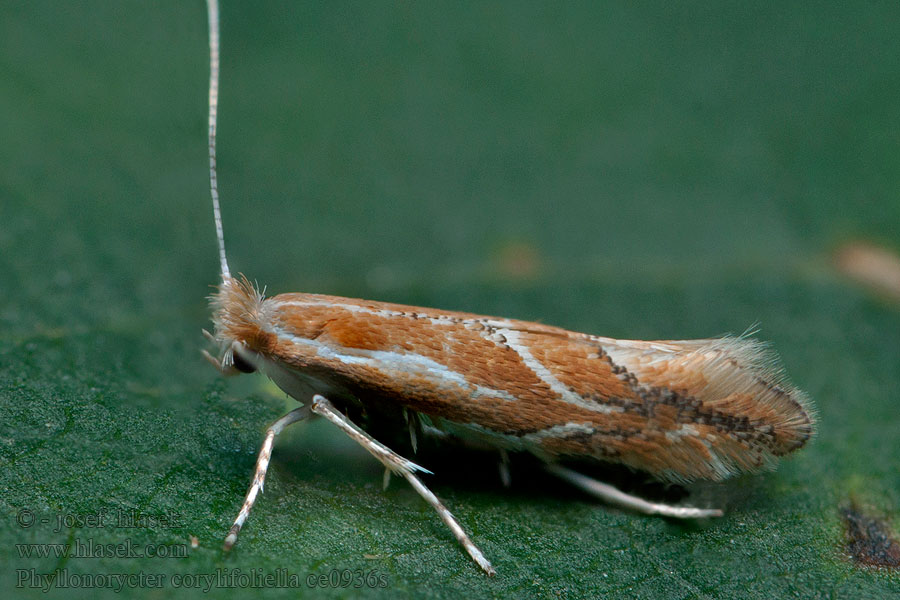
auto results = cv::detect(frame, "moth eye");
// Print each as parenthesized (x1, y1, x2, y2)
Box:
(231, 351, 257, 374)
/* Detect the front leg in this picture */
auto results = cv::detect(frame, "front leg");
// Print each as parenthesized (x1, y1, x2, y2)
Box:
(310, 395, 496, 576)
(224, 405, 311, 550)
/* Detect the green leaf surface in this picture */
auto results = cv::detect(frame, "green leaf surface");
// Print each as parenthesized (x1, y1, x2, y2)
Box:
(2, 2, 899, 598)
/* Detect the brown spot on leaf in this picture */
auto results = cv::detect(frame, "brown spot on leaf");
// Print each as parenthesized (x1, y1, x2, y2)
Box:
(841, 505, 900, 569)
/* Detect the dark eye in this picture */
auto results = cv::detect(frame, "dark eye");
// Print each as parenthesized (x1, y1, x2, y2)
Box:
(232, 352, 256, 374)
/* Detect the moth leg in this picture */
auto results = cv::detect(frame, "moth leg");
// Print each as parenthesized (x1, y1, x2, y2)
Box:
(545, 463, 724, 519)
(224, 405, 311, 550)
(404, 408, 418, 453)
(310, 394, 496, 576)
(498, 449, 511, 488)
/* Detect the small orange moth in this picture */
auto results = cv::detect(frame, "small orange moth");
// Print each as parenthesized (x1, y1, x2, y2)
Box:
(202, 0, 815, 576)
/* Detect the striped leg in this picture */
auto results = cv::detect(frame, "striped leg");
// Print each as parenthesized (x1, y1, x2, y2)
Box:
(224, 406, 311, 550)
(311, 395, 496, 576)
(545, 463, 723, 519)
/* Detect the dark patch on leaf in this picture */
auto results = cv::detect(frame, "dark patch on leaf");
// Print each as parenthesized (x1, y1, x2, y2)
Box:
(841, 505, 900, 569)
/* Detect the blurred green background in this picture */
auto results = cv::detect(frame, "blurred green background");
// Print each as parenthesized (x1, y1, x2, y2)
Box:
(2, 1, 899, 598)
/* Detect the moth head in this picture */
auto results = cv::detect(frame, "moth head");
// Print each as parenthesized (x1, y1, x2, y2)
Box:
(207, 275, 272, 375)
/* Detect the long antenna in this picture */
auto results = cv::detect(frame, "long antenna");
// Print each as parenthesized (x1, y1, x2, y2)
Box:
(207, 0, 230, 279)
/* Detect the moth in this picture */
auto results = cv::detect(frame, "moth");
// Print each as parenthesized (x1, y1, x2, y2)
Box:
(201, 0, 814, 576)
